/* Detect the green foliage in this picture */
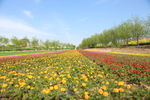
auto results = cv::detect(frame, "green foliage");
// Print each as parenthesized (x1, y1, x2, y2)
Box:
(0, 51, 51, 56)
(0, 37, 75, 51)
(0, 36, 9, 46)
(78, 17, 149, 49)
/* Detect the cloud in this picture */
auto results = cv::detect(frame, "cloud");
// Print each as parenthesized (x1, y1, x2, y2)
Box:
(23, 10, 33, 18)
(0, 17, 56, 40)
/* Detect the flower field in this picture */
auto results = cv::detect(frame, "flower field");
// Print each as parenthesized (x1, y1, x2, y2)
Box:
(0, 50, 150, 99)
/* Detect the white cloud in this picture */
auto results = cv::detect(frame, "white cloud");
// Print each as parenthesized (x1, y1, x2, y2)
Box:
(23, 10, 33, 18)
(0, 17, 56, 40)
(0, 16, 79, 45)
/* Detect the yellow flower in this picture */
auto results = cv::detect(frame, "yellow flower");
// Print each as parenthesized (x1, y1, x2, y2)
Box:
(42, 89, 50, 94)
(9, 82, 13, 85)
(19, 82, 26, 87)
(27, 75, 33, 79)
(26, 85, 31, 89)
(0, 76, 6, 79)
(82, 83, 86, 87)
(76, 80, 79, 84)
(2, 84, 8, 88)
(38, 76, 41, 79)
(101, 86, 107, 90)
(126, 85, 131, 89)
(54, 85, 59, 90)
(30, 87, 35, 90)
(49, 86, 54, 91)
(6, 79, 10, 81)
(84, 92, 89, 95)
(98, 74, 103, 78)
(15, 84, 19, 87)
(98, 89, 103, 94)
(113, 88, 119, 93)
(81, 74, 87, 79)
(84, 78, 88, 82)
(103, 92, 108, 96)
(44, 76, 48, 79)
(61, 79, 66, 84)
(0, 89, 5, 92)
(67, 74, 71, 78)
(74, 88, 77, 92)
(105, 81, 109, 85)
(60, 88, 66, 92)
(118, 81, 124, 86)
(119, 88, 124, 92)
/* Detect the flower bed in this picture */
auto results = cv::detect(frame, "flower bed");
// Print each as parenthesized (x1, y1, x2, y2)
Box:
(0, 50, 149, 99)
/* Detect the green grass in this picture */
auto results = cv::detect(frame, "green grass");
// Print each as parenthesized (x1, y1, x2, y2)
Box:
(0, 51, 52, 56)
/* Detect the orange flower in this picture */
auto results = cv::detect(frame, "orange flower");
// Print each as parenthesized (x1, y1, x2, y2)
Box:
(126, 85, 131, 89)
(98, 89, 103, 94)
(101, 86, 107, 90)
(84, 92, 90, 99)
(103, 92, 108, 96)
(119, 88, 124, 92)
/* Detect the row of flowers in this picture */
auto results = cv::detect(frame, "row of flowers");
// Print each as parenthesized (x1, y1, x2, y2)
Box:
(0, 50, 137, 99)
(79, 50, 150, 92)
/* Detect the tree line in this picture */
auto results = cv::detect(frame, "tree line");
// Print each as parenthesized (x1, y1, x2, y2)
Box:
(0, 36, 75, 51)
(78, 17, 150, 49)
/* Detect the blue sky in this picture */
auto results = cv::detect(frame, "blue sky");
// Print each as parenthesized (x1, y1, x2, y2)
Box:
(0, 0, 150, 46)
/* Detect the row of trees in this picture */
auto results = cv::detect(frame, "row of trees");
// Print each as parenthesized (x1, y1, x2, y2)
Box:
(0, 37, 75, 51)
(78, 17, 150, 49)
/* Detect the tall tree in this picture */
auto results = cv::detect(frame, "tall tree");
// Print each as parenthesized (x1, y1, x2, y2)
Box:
(11, 37, 20, 47)
(20, 37, 30, 47)
(131, 17, 147, 45)
(44, 40, 50, 50)
(31, 38, 39, 48)
(0, 37, 9, 46)
(117, 21, 132, 45)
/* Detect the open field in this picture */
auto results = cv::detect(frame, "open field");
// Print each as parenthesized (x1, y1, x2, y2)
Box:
(0, 50, 150, 100)
(0, 51, 54, 57)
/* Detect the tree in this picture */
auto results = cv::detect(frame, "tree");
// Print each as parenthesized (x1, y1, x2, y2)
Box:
(0, 37, 9, 46)
(44, 40, 50, 50)
(145, 16, 150, 37)
(31, 38, 39, 48)
(11, 37, 20, 47)
(98, 33, 110, 47)
(130, 17, 147, 45)
(116, 21, 132, 45)
(20, 37, 30, 47)
(51, 41, 60, 50)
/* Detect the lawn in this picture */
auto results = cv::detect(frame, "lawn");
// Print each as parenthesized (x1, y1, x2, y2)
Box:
(0, 51, 52, 57)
